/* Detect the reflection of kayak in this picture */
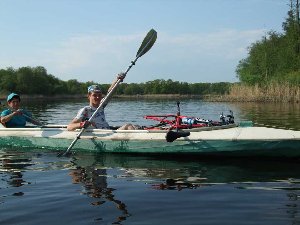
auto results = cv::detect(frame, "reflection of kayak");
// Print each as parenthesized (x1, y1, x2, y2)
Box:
(72, 153, 300, 185)
(0, 124, 300, 157)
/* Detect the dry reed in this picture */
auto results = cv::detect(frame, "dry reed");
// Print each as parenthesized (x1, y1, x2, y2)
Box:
(224, 83, 300, 102)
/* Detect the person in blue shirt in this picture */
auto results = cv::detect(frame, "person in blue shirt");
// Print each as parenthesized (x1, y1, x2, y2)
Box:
(0, 93, 42, 128)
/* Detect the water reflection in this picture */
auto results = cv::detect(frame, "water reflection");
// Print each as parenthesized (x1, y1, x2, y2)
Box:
(236, 102, 300, 130)
(2, 150, 300, 191)
(70, 153, 300, 223)
(69, 154, 131, 224)
(1, 150, 300, 224)
(0, 150, 33, 191)
(70, 153, 300, 188)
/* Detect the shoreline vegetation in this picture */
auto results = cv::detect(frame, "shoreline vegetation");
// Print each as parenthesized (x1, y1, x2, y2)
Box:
(114, 83, 300, 103)
(0, 67, 299, 103)
(0, 82, 299, 103)
(225, 83, 300, 103)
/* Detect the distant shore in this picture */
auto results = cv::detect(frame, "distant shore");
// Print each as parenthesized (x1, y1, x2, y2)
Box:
(0, 90, 299, 103)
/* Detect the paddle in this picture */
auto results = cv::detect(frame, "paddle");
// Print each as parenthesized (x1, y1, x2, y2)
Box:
(22, 113, 46, 127)
(165, 101, 190, 142)
(60, 29, 157, 156)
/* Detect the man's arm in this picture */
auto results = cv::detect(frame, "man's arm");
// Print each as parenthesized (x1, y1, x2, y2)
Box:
(67, 118, 82, 131)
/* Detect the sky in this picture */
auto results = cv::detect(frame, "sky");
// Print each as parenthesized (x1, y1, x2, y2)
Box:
(0, 0, 290, 84)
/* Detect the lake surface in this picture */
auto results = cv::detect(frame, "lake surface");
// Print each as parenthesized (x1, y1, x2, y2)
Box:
(1, 99, 300, 225)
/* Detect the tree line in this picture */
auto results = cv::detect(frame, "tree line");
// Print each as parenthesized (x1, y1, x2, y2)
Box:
(236, 0, 300, 86)
(0, 66, 231, 96)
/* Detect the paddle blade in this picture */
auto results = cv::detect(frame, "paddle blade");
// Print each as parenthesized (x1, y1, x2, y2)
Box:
(166, 130, 190, 142)
(136, 29, 157, 58)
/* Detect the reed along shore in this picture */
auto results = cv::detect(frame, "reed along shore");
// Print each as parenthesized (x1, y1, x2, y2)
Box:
(1, 83, 299, 103)
(223, 83, 300, 103)
(114, 83, 300, 103)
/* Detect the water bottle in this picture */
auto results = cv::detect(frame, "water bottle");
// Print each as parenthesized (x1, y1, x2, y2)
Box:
(182, 117, 195, 125)
(220, 113, 226, 124)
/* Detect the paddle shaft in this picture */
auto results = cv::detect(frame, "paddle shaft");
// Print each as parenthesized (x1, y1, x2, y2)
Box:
(22, 113, 44, 126)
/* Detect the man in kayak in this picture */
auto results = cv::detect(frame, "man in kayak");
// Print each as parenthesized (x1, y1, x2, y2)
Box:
(67, 74, 137, 131)
(0, 93, 42, 128)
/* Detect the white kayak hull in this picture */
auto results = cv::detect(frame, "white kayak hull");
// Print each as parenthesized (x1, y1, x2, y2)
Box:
(0, 125, 300, 157)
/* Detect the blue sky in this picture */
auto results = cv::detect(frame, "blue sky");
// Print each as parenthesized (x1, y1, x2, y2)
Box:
(0, 0, 289, 84)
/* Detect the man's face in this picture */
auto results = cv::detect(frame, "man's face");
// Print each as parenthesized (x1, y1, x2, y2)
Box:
(89, 92, 102, 107)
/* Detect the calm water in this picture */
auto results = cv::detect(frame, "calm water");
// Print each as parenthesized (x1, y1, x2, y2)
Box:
(1, 99, 300, 225)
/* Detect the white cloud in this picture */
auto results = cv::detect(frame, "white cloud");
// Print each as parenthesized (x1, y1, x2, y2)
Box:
(40, 33, 142, 76)
(0, 29, 265, 83)
(157, 29, 265, 60)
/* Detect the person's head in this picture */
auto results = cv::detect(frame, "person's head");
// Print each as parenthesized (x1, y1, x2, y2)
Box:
(87, 85, 102, 107)
(7, 93, 21, 110)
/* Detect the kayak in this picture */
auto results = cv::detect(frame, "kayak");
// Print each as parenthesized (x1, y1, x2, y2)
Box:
(0, 124, 300, 157)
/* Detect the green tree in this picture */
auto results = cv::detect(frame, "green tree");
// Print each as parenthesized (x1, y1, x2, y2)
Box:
(236, 0, 300, 86)
(0, 67, 17, 93)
